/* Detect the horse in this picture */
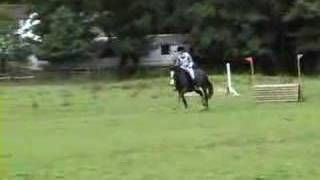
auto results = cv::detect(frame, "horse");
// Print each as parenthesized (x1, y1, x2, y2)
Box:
(170, 66, 214, 109)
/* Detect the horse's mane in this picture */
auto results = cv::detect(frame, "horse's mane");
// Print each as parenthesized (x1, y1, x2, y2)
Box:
(172, 66, 193, 83)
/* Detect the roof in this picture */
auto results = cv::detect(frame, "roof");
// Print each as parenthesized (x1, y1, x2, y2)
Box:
(0, 4, 29, 20)
(92, 33, 191, 45)
(146, 34, 191, 45)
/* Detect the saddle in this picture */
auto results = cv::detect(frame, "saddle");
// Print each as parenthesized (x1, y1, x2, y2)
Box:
(170, 66, 200, 88)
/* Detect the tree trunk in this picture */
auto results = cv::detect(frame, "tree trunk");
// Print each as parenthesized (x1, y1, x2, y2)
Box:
(0, 59, 7, 73)
(271, 20, 297, 74)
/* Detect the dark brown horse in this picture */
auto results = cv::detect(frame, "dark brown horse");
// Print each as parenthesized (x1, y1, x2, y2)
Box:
(170, 66, 213, 109)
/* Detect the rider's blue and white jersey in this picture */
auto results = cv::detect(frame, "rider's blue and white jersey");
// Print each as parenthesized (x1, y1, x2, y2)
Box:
(175, 52, 194, 69)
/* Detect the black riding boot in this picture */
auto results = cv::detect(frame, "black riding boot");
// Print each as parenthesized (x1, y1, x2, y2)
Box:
(192, 80, 199, 90)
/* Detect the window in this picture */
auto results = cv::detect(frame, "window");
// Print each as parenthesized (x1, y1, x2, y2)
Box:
(161, 44, 171, 55)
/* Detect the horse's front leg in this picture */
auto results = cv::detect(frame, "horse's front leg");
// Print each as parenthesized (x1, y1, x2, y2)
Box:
(169, 71, 175, 86)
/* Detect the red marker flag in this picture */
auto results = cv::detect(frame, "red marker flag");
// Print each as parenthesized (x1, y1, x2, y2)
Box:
(245, 56, 254, 63)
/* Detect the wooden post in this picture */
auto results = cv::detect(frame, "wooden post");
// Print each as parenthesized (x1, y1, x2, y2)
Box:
(297, 54, 303, 85)
(250, 60, 255, 85)
(297, 54, 303, 101)
(245, 56, 255, 85)
(226, 63, 232, 95)
(226, 63, 240, 96)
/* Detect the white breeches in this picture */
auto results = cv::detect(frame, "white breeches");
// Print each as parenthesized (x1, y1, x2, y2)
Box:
(182, 67, 195, 79)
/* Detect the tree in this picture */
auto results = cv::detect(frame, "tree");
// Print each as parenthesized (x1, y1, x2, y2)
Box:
(185, 1, 303, 72)
(0, 4, 33, 73)
(27, 0, 192, 68)
(37, 6, 90, 63)
(0, 32, 33, 73)
(285, 0, 320, 52)
(18, 0, 320, 72)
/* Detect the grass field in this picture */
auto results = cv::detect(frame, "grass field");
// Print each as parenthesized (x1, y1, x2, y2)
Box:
(1, 74, 320, 180)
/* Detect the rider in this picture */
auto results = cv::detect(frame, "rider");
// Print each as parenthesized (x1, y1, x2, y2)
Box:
(175, 46, 196, 82)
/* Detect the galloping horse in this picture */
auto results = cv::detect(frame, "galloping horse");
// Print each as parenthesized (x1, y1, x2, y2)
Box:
(170, 66, 214, 109)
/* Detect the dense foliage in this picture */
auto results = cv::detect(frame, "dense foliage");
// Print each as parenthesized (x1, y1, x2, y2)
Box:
(3, 0, 320, 72)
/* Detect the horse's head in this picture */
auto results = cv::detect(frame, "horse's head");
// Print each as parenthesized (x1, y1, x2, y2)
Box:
(170, 65, 185, 74)
(169, 66, 187, 86)
(169, 66, 181, 86)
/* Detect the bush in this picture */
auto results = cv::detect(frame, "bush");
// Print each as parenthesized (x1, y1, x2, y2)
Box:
(0, 33, 32, 61)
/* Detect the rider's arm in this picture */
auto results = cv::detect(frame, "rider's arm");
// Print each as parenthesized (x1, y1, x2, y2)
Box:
(174, 55, 180, 66)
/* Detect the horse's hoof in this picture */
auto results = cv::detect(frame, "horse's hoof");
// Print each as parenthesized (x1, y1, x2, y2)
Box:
(169, 79, 175, 85)
(200, 107, 209, 112)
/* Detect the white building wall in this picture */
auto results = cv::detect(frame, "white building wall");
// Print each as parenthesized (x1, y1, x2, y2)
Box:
(77, 34, 191, 68)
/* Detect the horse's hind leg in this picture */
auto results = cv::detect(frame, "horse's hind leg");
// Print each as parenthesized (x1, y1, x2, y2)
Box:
(195, 89, 206, 106)
(180, 93, 188, 109)
(202, 87, 209, 109)
(195, 89, 203, 96)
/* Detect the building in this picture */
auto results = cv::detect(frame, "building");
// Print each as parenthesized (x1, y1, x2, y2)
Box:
(75, 34, 192, 70)
(0, 4, 28, 33)
(142, 34, 191, 66)
(0, 4, 28, 19)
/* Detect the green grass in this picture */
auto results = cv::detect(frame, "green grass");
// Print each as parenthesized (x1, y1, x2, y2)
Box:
(1, 74, 320, 180)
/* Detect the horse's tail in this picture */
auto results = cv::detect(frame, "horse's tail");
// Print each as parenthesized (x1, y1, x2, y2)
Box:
(207, 79, 214, 99)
